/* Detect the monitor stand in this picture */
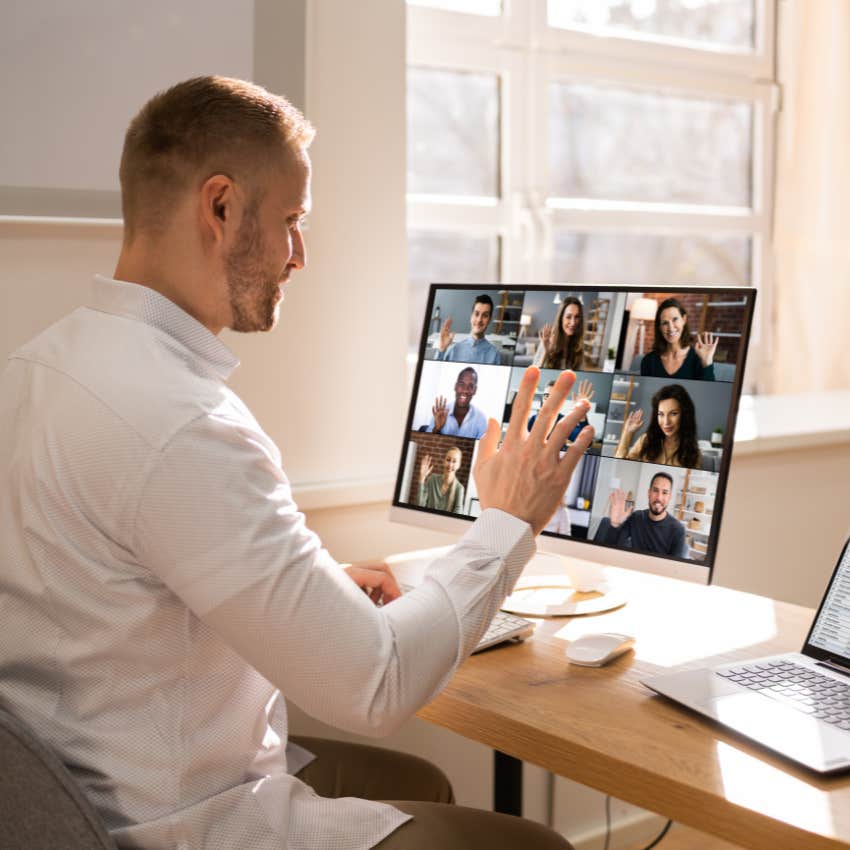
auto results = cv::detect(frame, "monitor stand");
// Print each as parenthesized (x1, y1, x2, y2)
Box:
(500, 551, 627, 617)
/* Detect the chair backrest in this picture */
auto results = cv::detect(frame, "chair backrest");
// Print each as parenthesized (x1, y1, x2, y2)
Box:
(0, 707, 117, 850)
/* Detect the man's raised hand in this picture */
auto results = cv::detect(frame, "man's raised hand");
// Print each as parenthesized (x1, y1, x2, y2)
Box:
(608, 488, 632, 528)
(438, 318, 455, 353)
(432, 396, 449, 433)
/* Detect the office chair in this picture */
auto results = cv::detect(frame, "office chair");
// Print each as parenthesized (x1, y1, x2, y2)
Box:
(0, 706, 117, 849)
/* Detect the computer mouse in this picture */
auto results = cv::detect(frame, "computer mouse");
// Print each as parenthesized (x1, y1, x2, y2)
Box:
(565, 632, 635, 667)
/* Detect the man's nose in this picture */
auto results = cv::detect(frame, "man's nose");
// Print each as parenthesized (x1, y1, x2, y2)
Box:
(291, 226, 307, 270)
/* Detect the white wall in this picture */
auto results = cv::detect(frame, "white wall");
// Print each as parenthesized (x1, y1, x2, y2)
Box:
(0, 0, 407, 503)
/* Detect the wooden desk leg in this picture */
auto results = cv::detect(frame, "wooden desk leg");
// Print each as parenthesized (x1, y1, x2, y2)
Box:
(493, 750, 522, 816)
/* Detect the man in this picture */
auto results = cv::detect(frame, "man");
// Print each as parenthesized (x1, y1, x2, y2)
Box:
(435, 294, 501, 365)
(593, 472, 688, 558)
(427, 366, 488, 439)
(0, 77, 593, 849)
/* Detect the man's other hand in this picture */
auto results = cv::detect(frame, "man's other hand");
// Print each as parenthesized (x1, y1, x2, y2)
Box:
(473, 367, 593, 535)
(343, 562, 402, 606)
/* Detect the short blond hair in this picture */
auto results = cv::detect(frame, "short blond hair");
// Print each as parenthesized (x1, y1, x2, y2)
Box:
(119, 76, 314, 237)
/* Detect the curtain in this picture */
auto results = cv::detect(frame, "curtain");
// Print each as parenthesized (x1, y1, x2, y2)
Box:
(769, 0, 850, 392)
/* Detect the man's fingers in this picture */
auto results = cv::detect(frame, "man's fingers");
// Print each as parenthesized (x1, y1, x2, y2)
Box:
(504, 366, 540, 444)
(530, 370, 577, 443)
(548, 400, 592, 452)
(476, 418, 501, 467)
(344, 565, 402, 605)
(555, 425, 594, 481)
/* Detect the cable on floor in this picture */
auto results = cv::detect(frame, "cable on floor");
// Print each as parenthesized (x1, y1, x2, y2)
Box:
(602, 795, 673, 850)
(638, 818, 673, 850)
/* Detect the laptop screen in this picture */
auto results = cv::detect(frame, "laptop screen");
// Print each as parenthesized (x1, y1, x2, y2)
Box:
(393, 285, 756, 574)
(806, 537, 850, 663)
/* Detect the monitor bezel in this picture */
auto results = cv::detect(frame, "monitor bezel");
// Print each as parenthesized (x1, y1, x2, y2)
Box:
(802, 534, 850, 664)
(392, 282, 757, 585)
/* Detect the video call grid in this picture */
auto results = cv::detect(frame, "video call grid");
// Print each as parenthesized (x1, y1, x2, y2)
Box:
(399, 285, 753, 565)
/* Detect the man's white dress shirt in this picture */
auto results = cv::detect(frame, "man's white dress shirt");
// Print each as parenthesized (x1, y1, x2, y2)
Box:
(0, 276, 535, 850)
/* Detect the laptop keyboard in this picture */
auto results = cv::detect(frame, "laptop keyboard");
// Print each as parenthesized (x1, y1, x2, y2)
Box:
(717, 660, 850, 729)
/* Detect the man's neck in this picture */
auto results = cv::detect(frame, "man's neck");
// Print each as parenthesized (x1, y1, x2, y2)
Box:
(114, 238, 224, 334)
(470, 331, 485, 341)
(453, 403, 470, 425)
(647, 509, 668, 523)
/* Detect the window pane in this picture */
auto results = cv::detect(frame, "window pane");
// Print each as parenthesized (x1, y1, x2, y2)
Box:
(408, 230, 501, 347)
(553, 231, 751, 286)
(550, 82, 752, 207)
(408, 0, 502, 14)
(408, 67, 501, 198)
(548, 0, 755, 51)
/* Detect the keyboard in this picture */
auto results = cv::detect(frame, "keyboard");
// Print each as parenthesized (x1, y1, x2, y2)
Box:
(474, 610, 535, 654)
(717, 659, 850, 729)
(399, 583, 535, 653)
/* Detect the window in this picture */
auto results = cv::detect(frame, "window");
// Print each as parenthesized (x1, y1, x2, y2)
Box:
(406, 0, 777, 389)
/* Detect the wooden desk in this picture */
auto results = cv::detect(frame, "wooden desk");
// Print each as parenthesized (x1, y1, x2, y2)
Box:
(415, 564, 850, 850)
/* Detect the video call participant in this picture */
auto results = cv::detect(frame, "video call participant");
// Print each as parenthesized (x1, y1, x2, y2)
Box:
(427, 366, 488, 439)
(640, 297, 718, 380)
(615, 384, 702, 468)
(435, 294, 501, 365)
(594, 472, 688, 559)
(527, 378, 594, 447)
(417, 446, 466, 514)
(534, 296, 587, 371)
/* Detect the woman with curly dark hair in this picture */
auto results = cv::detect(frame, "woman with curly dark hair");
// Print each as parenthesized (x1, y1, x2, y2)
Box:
(533, 296, 587, 370)
(640, 297, 717, 380)
(615, 384, 701, 468)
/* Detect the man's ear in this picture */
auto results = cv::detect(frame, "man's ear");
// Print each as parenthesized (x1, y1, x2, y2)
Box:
(199, 174, 234, 245)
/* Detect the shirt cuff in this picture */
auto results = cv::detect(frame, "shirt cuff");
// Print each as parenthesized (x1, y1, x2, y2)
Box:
(425, 508, 536, 660)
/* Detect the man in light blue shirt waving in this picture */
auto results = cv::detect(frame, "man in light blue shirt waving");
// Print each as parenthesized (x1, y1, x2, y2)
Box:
(427, 367, 489, 439)
(435, 294, 501, 365)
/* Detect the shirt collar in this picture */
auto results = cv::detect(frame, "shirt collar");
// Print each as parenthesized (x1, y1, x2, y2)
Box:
(90, 275, 240, 380)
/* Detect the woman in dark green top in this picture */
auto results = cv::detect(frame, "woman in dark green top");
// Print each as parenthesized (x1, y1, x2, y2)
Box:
(417, 446, 465, 514)
(640, 297, 717, 381)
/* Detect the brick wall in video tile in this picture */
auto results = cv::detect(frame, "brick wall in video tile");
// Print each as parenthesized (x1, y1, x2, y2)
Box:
(405, 431, 474, 506)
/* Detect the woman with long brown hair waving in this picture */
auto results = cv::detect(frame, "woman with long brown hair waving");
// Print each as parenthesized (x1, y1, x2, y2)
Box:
(533, 296, 587, 370)
(615, 384, 701, 468)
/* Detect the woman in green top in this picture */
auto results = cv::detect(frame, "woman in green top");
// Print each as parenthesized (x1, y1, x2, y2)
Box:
(417, 445, 465, 514)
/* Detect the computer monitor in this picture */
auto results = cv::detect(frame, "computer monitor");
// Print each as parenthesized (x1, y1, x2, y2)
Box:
(390, 284, 756, 601)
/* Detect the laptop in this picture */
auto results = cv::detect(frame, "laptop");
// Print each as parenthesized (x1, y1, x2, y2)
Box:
(643, 534, 850, 773)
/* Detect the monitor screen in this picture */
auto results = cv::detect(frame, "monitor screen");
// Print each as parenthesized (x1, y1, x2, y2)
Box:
(391, 285, 756, 583)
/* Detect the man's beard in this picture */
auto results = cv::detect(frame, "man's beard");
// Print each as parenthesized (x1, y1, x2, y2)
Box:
(225, 206, 280, 333)
(648, 501, 667, 517)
